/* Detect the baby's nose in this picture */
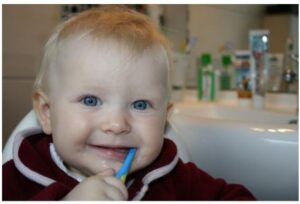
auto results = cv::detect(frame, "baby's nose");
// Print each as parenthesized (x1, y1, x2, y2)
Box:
(100, 112, 131, 135)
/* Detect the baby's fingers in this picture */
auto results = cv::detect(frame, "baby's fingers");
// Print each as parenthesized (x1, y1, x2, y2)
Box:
(104, 177, 128, 200)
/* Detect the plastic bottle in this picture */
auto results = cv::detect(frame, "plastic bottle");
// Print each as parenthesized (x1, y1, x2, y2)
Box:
(220, 55, 235, 90)
(197, 53, 215, 101)
(249, 30, 269, 109)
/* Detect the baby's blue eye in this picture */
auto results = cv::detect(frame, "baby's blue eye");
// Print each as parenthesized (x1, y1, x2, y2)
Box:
(81, 96, 101, 107)
(132, 100, 149, 110)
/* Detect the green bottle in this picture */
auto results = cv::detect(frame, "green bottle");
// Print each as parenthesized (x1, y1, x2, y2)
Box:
(220, 55, 232, 90)
(197, 53, 215, 100)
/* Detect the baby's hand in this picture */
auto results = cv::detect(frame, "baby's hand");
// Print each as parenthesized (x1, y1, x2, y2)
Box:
(62, 169, 128, 200)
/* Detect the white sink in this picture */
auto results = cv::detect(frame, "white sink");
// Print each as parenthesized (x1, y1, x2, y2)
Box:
(172, 102, 297, 125)
(166, 101, 298, 201)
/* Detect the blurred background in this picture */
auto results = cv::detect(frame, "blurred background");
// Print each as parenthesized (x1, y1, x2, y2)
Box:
(2, 4, 298, 147)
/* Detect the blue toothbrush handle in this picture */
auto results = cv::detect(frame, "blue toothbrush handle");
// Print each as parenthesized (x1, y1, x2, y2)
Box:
(115, 148, 136, 181)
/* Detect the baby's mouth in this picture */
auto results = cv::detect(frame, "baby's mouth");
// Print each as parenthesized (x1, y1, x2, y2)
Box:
(89, 145, 131, 161)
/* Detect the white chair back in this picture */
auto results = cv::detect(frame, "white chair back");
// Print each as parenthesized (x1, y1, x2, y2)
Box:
(2, 110, 41, 164)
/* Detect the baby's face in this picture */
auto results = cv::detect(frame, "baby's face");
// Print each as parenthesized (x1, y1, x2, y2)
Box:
(47, 38, 170, 176)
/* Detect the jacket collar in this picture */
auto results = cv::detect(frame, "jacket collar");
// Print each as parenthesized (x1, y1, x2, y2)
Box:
(13, 127, 56, 186)
(13, 127, 179, 200)
(126, 138, 179, 200)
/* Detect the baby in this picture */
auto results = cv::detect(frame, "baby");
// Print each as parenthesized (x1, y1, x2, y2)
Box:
(3, 6, 255, 200)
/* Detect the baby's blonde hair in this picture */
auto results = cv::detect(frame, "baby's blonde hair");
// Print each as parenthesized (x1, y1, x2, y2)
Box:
(34, 6, 172, 96)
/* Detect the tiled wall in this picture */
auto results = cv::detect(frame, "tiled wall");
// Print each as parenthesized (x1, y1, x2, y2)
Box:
(3, 5, 61, 147)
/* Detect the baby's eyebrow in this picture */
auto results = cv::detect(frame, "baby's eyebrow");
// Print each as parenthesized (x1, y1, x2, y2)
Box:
(77, 84, 104, 92)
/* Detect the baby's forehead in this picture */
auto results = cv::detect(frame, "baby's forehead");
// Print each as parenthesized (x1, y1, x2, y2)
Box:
(56, 36, 169, 73)
(50, 37, 169, 97)
(58, 36, 130, 59)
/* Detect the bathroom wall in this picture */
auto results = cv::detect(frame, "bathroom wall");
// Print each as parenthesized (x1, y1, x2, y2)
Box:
(263, 14, 299, 54)
(186, 5, 265, 87)
(163, 5, 189, 52)
(3, 5, 61, 147)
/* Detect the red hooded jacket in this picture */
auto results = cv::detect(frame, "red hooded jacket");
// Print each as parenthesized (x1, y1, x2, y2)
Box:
(3, 128, 255, 200)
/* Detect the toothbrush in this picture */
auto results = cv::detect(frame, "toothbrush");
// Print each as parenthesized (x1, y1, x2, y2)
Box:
(115, 147, 136, 183)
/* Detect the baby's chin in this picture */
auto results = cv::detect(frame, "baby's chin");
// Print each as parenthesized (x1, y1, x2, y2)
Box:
(71, 154, 156, 177)
(66, 161, 121, 178)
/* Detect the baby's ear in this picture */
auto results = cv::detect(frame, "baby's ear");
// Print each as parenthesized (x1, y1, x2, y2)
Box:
(32, 89, 52, 135)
